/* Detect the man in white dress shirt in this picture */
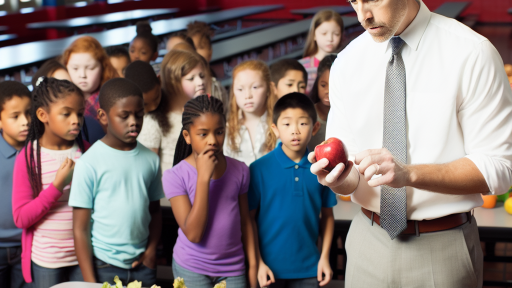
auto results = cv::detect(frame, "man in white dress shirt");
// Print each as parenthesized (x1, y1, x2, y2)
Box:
(309, 0, 512, 287)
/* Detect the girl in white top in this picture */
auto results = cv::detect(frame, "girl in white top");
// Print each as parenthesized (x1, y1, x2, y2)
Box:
(138, 50, 207, 173)
(224, 60, 277, 166)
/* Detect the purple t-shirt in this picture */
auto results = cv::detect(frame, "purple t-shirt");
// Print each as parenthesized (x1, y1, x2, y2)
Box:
(162, 156, 249, 276)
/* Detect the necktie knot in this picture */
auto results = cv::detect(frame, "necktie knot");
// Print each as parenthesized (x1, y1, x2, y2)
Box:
(390, 37, 405, 56)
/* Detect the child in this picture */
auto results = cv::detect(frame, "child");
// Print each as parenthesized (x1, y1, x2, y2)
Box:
(32, 59, 72, 87)
(269, 58, 308, 98)
(62, 36, 118, 144)
(299, 10, 343, 93)
(163, 95, 257, 288)
(224, 60, 277, 166)
(138, 50, 207, 173)
(187, 21, 214, 63)
(249, 93, 336, 288)
(166, 31, 195, 52)
(308, 54, 337, 151)
(106, 45, 131, 78)
(0, 81, 31, 288)
(12, 78, 89, 287)
(129, 21, 159, 63)
(124, 60, 161, 114)
(69, 78, 164, 285)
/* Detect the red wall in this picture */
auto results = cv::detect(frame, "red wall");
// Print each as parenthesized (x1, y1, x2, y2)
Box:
(207, 0, 512, 23)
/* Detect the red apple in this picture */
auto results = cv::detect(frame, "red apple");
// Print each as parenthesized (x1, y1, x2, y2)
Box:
(314, 137, 349, 172)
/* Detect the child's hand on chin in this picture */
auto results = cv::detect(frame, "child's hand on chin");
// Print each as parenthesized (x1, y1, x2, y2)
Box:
(196, 147, 218, 180)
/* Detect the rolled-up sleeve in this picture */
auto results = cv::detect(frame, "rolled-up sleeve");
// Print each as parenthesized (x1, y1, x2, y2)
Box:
(460, 40, 512, 195)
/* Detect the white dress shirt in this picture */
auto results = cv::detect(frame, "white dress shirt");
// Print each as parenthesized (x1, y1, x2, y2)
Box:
(224, 112, 269, 167)
(327, 1, 512, 220)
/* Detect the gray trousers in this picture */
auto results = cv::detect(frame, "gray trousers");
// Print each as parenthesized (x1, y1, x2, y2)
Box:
(345, 211, 483, 288)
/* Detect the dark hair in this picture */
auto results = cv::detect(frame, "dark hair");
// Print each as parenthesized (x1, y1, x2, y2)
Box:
(186, 21, 213, 49)
(31, 59, 68, 87)
(124, 60, 159, 93)
(273, 92, 317, 125)
(132, 21, 159, 54)
(99, 78, 143, 113)
(173, 95, 225, 166)
(0, 81, 31, 114)
(269, 59, 308, 85)
(26, 77, 86, 197)
(167, 31, 196, 50)
(310, 54, 337, 103)
(105, 45, 130, 60)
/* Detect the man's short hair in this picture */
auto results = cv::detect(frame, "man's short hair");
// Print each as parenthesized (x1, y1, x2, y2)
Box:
(99, 78, 143, 113)
(269, 59, 308, 85)
(105, 45, 130, 60)
(0, 81, 31, 114)
(273, 92, 317, 124)
(124, 61, 159, 93)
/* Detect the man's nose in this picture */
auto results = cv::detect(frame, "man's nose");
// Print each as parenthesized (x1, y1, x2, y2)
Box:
(355, 4, 373, 24)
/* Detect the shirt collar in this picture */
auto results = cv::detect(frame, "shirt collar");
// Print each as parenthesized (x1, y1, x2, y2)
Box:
(0, 133, 18, 158)
(382, 0, 431, 54)
(274, 142, 310, 168)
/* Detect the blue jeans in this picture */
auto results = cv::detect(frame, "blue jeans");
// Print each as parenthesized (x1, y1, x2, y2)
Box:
(0, 247, 30, 288)
(172, 258, 246, 288)
(94, 257, 156, 285)
(270, 278, 319, 288)
(31, 261, 82, 288)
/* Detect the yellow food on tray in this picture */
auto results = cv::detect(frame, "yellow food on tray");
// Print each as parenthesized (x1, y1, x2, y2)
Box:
(173, 277, 187, 288)
(213, 280, 227, 288)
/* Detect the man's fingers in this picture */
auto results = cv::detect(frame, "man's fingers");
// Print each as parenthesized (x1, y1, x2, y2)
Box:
(325, 163, 345, 184)
(311, 158, 329, 175)
(131, 260, 139, 268)
(364, 163, 379, 181)
(308, 151, 317, 164)
(354, 149, 383, 165)
(358, 154, 385, 174)
(368, 173, 392, 187)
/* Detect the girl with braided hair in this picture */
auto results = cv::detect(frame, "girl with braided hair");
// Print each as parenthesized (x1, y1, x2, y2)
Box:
(12, 77, 90, 287)
(162, 95, 257, 288)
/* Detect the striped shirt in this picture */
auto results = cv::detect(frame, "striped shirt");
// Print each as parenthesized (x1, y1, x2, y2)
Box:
(31, 143, 82, 268)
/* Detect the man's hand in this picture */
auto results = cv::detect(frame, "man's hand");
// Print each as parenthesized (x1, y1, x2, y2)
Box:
(132, 249, 156, 269)
(308, 152, 354, 188)
(356, 148, 410, 188)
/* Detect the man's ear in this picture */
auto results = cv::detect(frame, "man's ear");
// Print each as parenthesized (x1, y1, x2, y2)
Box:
(36, 107, 48, 125)
(312, 121, 321, 136)
(183, 129, 191, 145)
(97, 108, 108, 127)
(270, 123, 280, 139)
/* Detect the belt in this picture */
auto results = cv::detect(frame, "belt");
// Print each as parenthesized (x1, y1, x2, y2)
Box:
(361, 207, 472, 236)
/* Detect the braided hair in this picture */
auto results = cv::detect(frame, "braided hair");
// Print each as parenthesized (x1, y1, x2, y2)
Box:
(26, 77, 87, 197)
(172, 95, 225, 166)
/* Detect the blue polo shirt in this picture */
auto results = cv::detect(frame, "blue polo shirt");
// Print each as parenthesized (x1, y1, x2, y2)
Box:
(0, 133, 22, 247)
(248, 143, 337, 279)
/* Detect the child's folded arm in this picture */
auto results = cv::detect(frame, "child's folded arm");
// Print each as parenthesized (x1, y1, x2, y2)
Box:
(12, 149, 63, 229)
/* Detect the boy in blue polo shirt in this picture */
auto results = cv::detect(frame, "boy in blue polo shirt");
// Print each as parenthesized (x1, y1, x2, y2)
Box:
(0, 81, 31, 288)
(249, 92, 337, 288)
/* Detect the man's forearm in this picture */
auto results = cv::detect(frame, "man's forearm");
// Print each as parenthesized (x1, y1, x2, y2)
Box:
(407, 157, 489, 195)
